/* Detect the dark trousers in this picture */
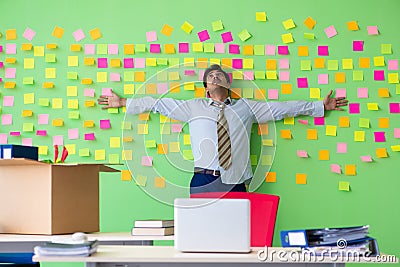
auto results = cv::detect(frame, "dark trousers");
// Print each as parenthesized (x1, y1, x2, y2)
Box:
(190, 173, 246, 195)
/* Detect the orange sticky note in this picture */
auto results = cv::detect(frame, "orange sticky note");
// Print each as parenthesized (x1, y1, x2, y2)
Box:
(46, 43, 57, 49)
(304, 16, 316, 29)
(70, 44, 81, 51)
(314, 58, 325, 68)
(135, 71, 145, 82)
(89, 28, 102, 40)
(81, 78, 93, 85)
(347, 21, 359, 30)
(194, 87, 205, 98)
(6, 29, 17, 40)
(231, 88, 241, 99)
(339, 116, 350, 127)
(157, 144, 168, 154)
(359, 58, 370, 68)
(52, 26, 64, 38)
(84, 100, 95, 107)
(307, 129, 318, 140)
(5, 58, 16, 64)
(42, 82, 54, 88)
(21, 43, 33, 51)
(378, 88, 389, 97)
(121, 170, 132, 181)
(161, 24, 174, 36)
(124, 44, 134, 55)
(243, 45, 254, 55)
(154, 177, 166, 188)
(146, 83, 157, 94)
(258, 124, 268, 135)
(378, 118, 389, 128)
(266, 172, 276, 183)
(345, 164, 356, 175)
(83, 120, 94, 127)
(138, 113, 150, 121)
(319, 150, 330, 160)
(296, 173, 307, 184)
(255, 89, 266, 100)
(280, 129, 292, 139)
(164, 44, 175, 54)
(123, 136, 133, 143)
(52, 118, 64, 127)
(4, 82, 16, 89)
(221, 58, 232, 68)
(197, 58, 208, 69)
(169, 82, 180, 93)
(281, 84, 292, 94)
(84, 58, 95, 65)
(110, 58, 121, 67)
(376, 148, 388, 158)
(22, 110, 33, 117)
(335, 72, 346, 83)
(266, 59, 277, 70)
(298, 46, 309, 56)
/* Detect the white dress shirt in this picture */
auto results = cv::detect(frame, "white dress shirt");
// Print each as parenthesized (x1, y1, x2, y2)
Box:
(126, 97, 324, 184)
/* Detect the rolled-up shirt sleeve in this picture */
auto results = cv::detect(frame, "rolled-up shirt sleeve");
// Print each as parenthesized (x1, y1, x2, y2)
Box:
(126, 97, 191, 122)
(247, 99, 325, 123)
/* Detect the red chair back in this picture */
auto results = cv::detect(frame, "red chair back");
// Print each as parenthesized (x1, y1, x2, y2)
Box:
(191, 192, 280, 247)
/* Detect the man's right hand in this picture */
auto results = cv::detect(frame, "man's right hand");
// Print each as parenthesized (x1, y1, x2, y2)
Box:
(97, 90, 126, 109)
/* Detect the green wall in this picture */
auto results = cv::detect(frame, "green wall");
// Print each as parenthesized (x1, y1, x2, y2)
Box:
(0, 0, 399, 265)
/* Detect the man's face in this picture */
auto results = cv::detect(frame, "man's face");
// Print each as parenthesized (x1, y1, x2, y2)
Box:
(206, 70, 230, 91)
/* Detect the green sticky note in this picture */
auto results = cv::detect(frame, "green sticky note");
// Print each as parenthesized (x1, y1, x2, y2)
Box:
(254, 71, 266, 79)
(124, 71, 135, 82)
(121, 121, 132, 130)
(169, 58, 180, 68)
(79, 148, 90, 157)
(238, 29, 252, 41)
(183, 150, 194, 160)
(243, 88, 254, 98)
(250, 155, 257, 165)
(135, 175, 147, 186)
(108, 108, 119, 114)
(145, 140, 157, 148)
(45, 54, 56, 63)
(304, 33, 315, 39)
(135, 44, 146, 53)
(212, 20, 224, 31)
(38, 98, 50, 106)
(109, 154, 120, 164)
(68, 111, 80, 119)
(328, 60, 339, 70)
(96, 44, 108, 54)
(359, 118, 370, 128)
(396, 84, 400, 94)
(353, 70, 364, 81)
(157, 71, 168, 81)
(204, 43, 215, 53)
(157, 58, 168, 66)
(381, 44, 392, 54)
(160, 124, 171, 135)
(23, 77, 34, 85)
(261, 155, 273, 166)
(339, 181, 350, 191)
(23, 123, 34, 132)
(300, 60, 312, 71)
(67, 72, 78, 80)
(254, 45, 265, 55)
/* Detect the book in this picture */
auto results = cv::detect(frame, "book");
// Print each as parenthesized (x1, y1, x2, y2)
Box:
(33, 240, 99, 256)
(131, 226, 174, 236)
(134, 219, 174, 228)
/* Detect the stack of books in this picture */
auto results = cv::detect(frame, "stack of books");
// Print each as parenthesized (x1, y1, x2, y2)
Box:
(34, 240, 99, 257)
(132, 219, 174, 236)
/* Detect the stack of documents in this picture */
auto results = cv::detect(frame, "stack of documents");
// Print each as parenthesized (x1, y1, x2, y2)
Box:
(131, 219, 174, 236)
(34, 240, 98, 256)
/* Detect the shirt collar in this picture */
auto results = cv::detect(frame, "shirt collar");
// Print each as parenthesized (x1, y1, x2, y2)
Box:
(208, 97, 232, 107)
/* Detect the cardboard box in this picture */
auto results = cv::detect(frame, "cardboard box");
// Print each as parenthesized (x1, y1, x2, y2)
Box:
(0, 158, 119, 235)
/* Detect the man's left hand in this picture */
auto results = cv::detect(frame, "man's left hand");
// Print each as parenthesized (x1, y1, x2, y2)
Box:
(323, 90, 349, 111)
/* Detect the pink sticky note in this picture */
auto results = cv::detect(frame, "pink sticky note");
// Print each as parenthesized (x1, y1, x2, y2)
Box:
(336, 88, 346, 98)
(102, 88, 113, 96)
(268, 89, 278, 100)
(135, 58, 145, 68)
(277, 46, 289, 55)
(178, 43, 189, 53)
(353, 40, 364, 51)
(5, 68, 16, 78)
(36, 130, 47, 136)
(214, 43, 225, 53)
(297, 77, 308, 88)
(318, 46, 329, 56)
(0, 45, 3, 53)
(68, 128, 79, 140)
(198, 70, 205, 81)
(279, 58, 289, 69)
(184, 70, 195, 76)
(124, 58, 134, 68)
(298, 119, 308, 125)
(0, 62, 3, 68)
(72, 29, 86, 42)
(227, 73, 233, 83)
(357, 88, 368, 98)
(10, 131, 20, 136)
(367, 26, 379, 35)
(279, 71, 290, 81)
(243, 71, 254, 80)
(265, 45, 275, 56)
(297, 150, 308, 158)
(6, 44, 17, 54)
(23, 27, 36, 41)
(53, 135, 64, 146)
(157, 83, 168, 94)
(0, 134, 7, 144)
(314, 117, 325, 125)
(374, 132, 386, 142)
(337, 143, 347, 153)
(171, 124, 183, 133)
(374, 70, 385, 81)
(388, 60, 398, 70)
(84, 89, 95, 97)
(22, 138, 32, 146)
(84, 44, 95, 54)
(221, 32, 233, 43)
(110, 73, 121, 82)
(2, 114, 12, 125)
(98, 58, 108, 68)
(360, 155, 373, 162)
(330, 164, 341, 174)
(84, 133, 95, 141)
(142, 156, 153, 166)
(198, 30, 210, 42)
(108, 44, 119, 55)
(324, 25, 338, 38)
(229, 44, 240, 54)
(318, 74, 328, 84)
(389, 103, 400, 113)
(100, 119, 111, 129)
(38, 114, 49, 125)
(146, 31, 157, 42)
(394, 128, 400, 138)
(3, 96, 14, 106)
(150, 44, 161, 53)
(232, 59, 243, 69)
(349, 103, 360, 114)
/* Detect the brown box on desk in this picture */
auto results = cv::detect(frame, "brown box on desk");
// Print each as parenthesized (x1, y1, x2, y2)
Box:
(0, 158, 119, 235)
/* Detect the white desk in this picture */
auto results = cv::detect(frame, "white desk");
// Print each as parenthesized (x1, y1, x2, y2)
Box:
(33, 245, 397, 267)
(0, 232, 173, 252)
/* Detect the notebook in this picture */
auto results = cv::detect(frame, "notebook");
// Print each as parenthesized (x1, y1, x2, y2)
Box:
(174, 198, 251, 253)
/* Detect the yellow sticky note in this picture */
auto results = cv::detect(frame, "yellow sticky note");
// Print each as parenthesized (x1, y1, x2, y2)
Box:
(22, 123, 34, 132)
(184, 134, 191, 145)
(168, 72, 180, 81)
(283, 117, 294, 125)
(67, 86, 78, 96)
(256, 12, 267, 21)
(373, 56, 385, 67)
(95, 150, 106, 161)
(345, 164, 356, 176)
(296, 173, 307, 185)
(97, 72, 107, 82)
(157, 144, 168, 155)
(52, 118, 64, 127)
(65, 144, 76, 155)
(33, 46, 44, 57)
(52, 26, 64, 38)
(359, 118, 370, 128)
(325, 125, 337, 136)
(266, 172, 276, 183)
(121, 170, 132, 181)
(319, 150, 330, 160)
(68, 56, 79, 67)
(109, 137, 121, 148)
(390, 145, 400, 152)
(109, 154, 120, 164)
(24, 93, 34, 104)
(89, 28, 102, 40)
(261, 155, 272, 166)
(124, 84, 134, 95)
(52, 98, 63, 109)
(24, 58, 34, 69)
(339, 181, 350, 191)
(367, 103, 379, 110)
(146, 58, 157, 66)
(192, 43, 203, 52)
(68, 99, 79, 109)
(282, 19, 296, 30)
(280, 129, 292, 139)
(266, 71, 277, 80)
(22, 110, 33, 117)
(79, 148, 90, 157)
(243, 58, 254, 69)
(281, 33, 294, 44)
(181, 21, 194, 34)
(262, 139, 273, 146)
(388, 73, 399, 84)
(354, 131, 365, 142)
(339, 116, 350, 127)
(342, 58, 353, 69)
(38, 146, 48, 155)
(122, 150, 133, 160)
(310, 88, 320, 99)
(45, 68, 56, 79)
(184, 82, 195, 91)
(23, 77, 34, 85)
(6, 29, 17, 40)
(138, 124, 148, 134)
(169, 142, 180, 152)
(135, 175, 147, 187)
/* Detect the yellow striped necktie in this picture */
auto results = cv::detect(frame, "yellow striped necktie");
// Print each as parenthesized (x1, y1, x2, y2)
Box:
(216, 102, 232, 170)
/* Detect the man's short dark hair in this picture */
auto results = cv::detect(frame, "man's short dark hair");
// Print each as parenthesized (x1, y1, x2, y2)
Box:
(203, 64, 230, 88)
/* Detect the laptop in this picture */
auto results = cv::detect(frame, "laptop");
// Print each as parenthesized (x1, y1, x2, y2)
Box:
(174, 198, 251, 253)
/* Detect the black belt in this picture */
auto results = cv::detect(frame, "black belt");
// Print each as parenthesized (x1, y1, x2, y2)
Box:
(194, 167, 221, 176)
